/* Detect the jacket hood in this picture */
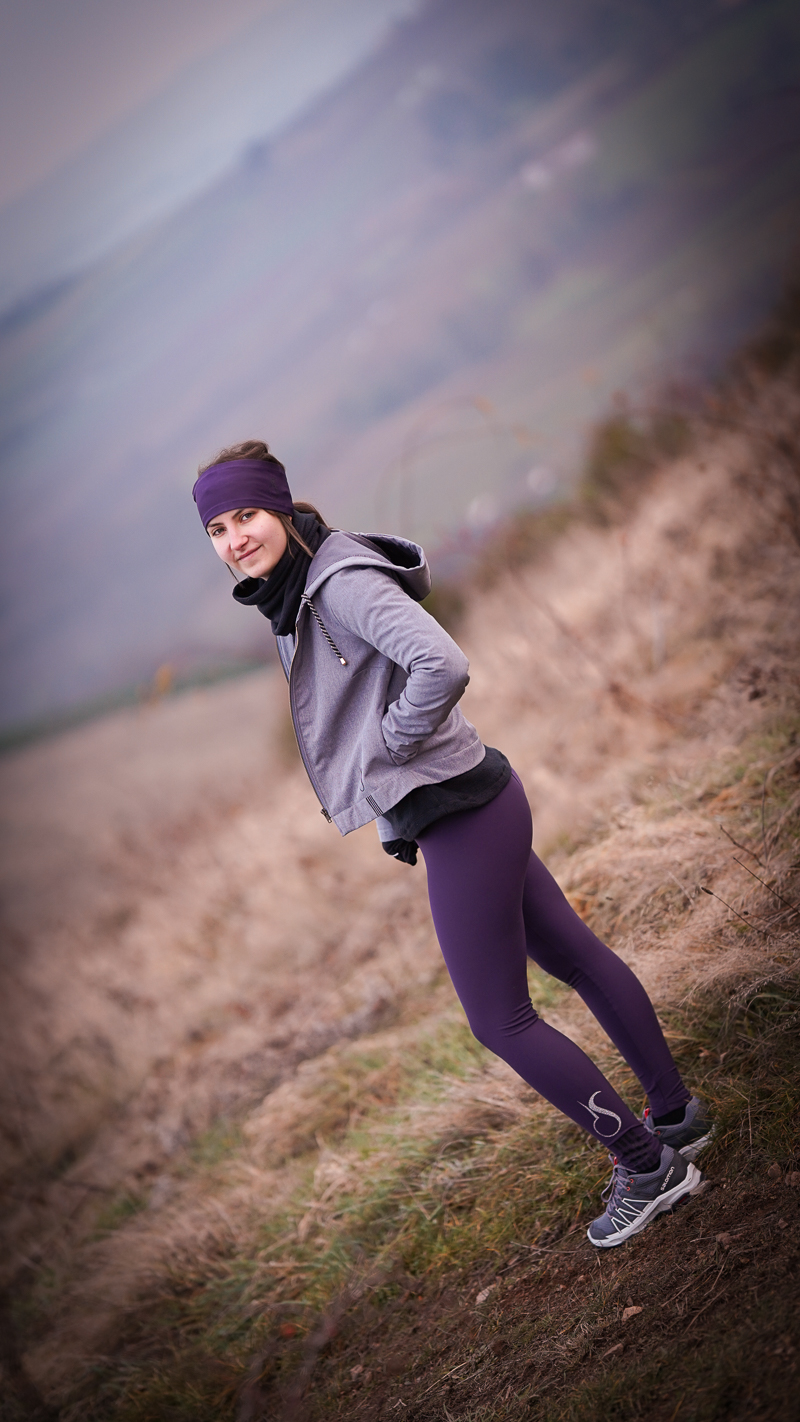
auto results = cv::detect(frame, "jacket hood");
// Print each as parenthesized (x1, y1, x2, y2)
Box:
(303, 531, 431, 603)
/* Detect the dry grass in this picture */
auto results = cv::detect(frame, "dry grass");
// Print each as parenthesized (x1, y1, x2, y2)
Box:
(1, 351, 799, 1419)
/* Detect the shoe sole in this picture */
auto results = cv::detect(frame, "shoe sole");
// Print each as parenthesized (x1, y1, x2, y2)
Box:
(679, 1127, 716, 1162)
(586, 1162, 703, 1249)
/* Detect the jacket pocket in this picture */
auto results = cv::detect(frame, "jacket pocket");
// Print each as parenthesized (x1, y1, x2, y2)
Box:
(381, 707, 420, 765)
(386, 745, 415, 766)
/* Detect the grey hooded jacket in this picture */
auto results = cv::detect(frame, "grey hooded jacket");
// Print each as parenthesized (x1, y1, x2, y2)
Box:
(274, 531, 484, 836)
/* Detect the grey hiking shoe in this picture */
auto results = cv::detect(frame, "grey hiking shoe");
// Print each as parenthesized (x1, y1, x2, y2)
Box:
(643, 1096, 715, 1162)
(587, 1144, 702, 1249)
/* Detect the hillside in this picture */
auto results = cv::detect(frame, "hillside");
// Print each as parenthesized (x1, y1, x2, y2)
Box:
(2, 0, 800, 729)
(1, 314, 799, 1418)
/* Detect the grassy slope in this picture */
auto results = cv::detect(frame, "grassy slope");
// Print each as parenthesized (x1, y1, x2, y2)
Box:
(4, 356, 800, 1419)
(40, 731, 798, 1422)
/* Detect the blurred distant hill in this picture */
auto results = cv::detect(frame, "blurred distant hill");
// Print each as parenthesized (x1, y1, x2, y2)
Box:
(1, 0, 799, 730)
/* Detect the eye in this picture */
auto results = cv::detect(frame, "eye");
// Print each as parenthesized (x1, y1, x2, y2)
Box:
(240, 510, 256, 523)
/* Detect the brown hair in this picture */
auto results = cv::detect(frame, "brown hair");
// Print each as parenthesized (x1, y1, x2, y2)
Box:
(199, 439, 328, 558)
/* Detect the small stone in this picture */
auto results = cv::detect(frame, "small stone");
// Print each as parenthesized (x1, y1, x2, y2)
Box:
(350, 1365, 363, 1379)
(622, 1305, 643, 1321)
(778, 1218, 789, 1230)
(788, 1172, 800, 1188)
(716, 1232, 732, 1248)
(767, 1163, 782, 1181)
(475, 1285, 496, 1305)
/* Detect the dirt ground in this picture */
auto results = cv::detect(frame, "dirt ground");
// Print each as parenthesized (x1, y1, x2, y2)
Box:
(1, 363, 799, 1420)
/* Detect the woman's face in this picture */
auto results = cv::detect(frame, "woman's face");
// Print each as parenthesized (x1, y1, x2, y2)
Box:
(206, 507, 288, 579)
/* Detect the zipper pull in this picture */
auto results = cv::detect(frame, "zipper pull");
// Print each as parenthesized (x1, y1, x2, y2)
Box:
(320, 807, 332, 822)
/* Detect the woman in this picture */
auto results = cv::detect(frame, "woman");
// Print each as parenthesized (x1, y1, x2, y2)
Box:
(193, 440, 713, 1248)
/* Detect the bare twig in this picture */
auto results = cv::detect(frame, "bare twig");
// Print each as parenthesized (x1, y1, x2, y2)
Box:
(717, 823, 764, 866)
(704, 1262, 726, 1298)
(765, 788, 800, 857)
(671, 1263, 718, 1302)
(420, 1358, 472, 1397)
(667, 871, 694, 905)
(688, 1290, 725, 1327)
(732, 857, 799, 914)
(698, 885, 761, 933)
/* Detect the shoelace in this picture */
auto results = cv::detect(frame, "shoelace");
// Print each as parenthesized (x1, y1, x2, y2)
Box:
(601, 1157, 633, 1211)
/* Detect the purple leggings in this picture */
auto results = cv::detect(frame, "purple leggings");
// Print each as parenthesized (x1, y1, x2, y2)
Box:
(417, 771, 689, 1164)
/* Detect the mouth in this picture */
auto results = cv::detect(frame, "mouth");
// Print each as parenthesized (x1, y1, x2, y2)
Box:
(238, 547, 262, 563)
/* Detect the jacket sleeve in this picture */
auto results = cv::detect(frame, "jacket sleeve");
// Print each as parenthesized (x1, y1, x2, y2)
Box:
(318, 566, 470, 764)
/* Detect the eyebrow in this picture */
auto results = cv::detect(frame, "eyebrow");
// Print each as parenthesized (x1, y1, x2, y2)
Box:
(207, 508, 247, 528)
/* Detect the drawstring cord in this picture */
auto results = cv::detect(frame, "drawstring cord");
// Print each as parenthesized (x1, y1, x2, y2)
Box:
(301, 596, 348, 665)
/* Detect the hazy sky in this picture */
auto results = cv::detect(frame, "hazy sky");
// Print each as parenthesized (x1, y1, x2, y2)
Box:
(0, 0, 292, 207)
(0, 0, 419, 302)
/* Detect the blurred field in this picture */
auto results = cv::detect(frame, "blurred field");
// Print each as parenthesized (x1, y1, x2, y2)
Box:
(1, 312, 799, 1417)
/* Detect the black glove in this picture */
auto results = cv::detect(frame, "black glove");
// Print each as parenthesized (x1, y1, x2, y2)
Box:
(382, 837, 418, 866)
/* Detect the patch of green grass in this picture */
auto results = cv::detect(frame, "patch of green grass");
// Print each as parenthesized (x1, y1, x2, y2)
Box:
(68, 1091, 611, 1418)
(302, 973, 800, 1422)
(409, 1013, 492, 1085)
(57, 961, 800, 1421)
(527, 963, 566, 1013)
(242, 1014, 495, 1165)
(91, 1191, 146, 1238)
(188, 1119, 245, 1169)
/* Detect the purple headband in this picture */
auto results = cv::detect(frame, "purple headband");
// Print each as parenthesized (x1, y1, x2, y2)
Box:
(193, 457, 294, 526)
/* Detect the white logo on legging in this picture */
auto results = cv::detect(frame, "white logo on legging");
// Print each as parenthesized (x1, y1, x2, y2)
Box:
(580, 1091, 622, 1137)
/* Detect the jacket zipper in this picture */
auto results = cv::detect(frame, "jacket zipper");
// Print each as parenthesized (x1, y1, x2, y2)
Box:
(287, 600, 343, 822)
